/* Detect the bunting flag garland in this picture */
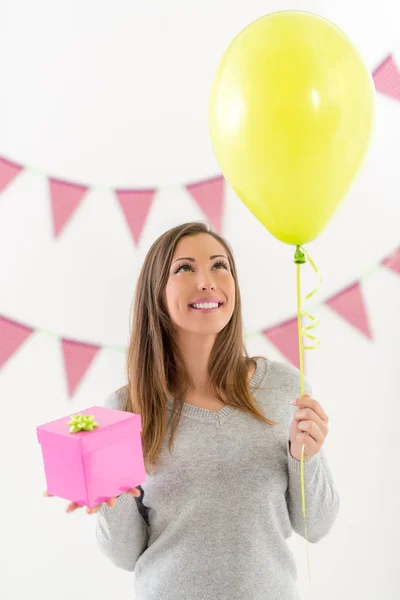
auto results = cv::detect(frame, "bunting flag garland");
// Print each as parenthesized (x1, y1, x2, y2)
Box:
(372, 54, 400, 102)
(0, 156, 23, 194)
(0, 152, 226, 243)
(186, 176, 225, 233)
(49, 178, 89, 238)
(382, 247, 400, 274)
(61, 339, 101, 396)
(0, 53, 394, 244)
(1, 247, 398, 395)
(0, 316, 34, 368)
(115, 188, 156, 245)
(0, 52, 396, 243)
(325, 283, 372, 339)
(263, 318, 301, 369)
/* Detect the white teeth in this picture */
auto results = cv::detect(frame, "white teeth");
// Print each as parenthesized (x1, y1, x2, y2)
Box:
(192, 302, 220, 309)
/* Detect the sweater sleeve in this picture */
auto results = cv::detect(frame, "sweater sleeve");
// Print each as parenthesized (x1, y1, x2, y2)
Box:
(95, 388, 150, 571)
(286, 443, 340, 543)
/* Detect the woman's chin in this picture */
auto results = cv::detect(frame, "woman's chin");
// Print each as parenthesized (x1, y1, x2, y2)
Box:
(179, 320, 230, 336)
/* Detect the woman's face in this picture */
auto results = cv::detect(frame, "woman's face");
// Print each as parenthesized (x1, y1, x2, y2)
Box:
(165, 233, 235, 336)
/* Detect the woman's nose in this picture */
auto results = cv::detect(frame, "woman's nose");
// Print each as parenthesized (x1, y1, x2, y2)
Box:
(197, 273, 215, 290)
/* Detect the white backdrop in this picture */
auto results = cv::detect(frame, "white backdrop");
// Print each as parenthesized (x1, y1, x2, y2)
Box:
(1, 1, 400, 599)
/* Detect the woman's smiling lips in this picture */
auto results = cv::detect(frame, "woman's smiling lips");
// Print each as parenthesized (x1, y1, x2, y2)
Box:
(188, 297, 224, 313)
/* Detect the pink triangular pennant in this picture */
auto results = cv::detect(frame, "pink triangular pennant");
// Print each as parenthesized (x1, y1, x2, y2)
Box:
(186, 176, 225, 233)
(263, 318, 300, 369)
(49, 178, 88, 238)
(325, 283, 372, 339)
(115, 189, 156, 245)
(61, 338, 101, 396)
(373, 55, 400, 101)
(0, 316, 34, 368)
(0, 157, 23, 194)
(382, 247, 400, 274)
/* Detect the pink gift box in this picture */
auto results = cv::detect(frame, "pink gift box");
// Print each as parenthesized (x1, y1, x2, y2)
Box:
(37, 406, 145, 508)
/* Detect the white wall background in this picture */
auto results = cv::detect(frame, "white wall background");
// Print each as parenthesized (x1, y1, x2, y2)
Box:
(1, 1, 400, 599)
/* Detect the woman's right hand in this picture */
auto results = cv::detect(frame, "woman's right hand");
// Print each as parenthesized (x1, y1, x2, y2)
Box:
(43, 488, 141, 514)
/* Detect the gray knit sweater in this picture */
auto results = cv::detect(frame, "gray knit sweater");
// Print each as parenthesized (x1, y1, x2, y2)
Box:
(95, 357, 339, 600)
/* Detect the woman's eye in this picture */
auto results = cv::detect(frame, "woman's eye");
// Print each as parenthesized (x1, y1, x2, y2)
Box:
(174, 261, 229, 274)
(212, 261, 229, 270)
(175, 263, 193, 273)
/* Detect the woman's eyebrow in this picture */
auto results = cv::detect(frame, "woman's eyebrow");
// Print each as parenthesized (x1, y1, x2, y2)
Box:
(172, 254, 227, 264)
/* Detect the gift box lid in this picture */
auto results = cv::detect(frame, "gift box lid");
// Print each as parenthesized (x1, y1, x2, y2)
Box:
(37, 405, 141, 453)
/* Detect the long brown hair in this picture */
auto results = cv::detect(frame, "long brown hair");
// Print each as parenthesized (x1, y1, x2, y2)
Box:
(125, 221, 278, 475)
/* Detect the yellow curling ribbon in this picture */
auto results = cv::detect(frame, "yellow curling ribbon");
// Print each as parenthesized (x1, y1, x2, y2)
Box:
(67, 414, 99, 433)
(294, 245, 322, 588)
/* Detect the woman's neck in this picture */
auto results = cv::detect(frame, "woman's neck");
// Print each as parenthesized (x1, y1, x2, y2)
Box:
(177, 331, 216, 395)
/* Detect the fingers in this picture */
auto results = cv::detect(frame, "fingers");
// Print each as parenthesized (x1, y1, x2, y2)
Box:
(44, 490, 83, 513)
(86, 488, 141, 515)
(294, 407, 329, 446)
(297, 420, 325, 445)
(296, 431, 318, 452)
(295, 396, 329, 424)
(44, 487, 142, 515)
(66, 502, 84, 513)
(86, 505, 101, 514)
(293, 408, 328, 435)
(86, 498, 118, 514)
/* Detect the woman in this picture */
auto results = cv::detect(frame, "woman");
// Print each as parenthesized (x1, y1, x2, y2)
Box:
(52, 221, 339, 599)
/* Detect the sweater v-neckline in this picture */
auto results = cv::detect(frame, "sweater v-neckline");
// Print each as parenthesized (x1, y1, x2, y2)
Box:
(166, 357, 269, 423)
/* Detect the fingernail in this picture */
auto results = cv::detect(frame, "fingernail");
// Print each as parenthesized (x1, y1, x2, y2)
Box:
(291, 400, 297, 405)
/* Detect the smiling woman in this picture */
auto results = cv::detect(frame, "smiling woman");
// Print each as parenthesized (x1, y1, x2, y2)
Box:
(95, 220, 340, 600)
(124, 221, 276, 475)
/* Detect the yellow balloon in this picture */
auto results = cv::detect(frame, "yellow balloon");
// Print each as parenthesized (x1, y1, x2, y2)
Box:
(208, 10, 375, 245)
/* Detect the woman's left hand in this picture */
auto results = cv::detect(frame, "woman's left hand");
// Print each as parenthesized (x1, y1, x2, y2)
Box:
(289, 394, 329, 461)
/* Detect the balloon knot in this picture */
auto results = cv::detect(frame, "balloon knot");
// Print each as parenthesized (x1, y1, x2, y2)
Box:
(294, 246, 306, 264)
